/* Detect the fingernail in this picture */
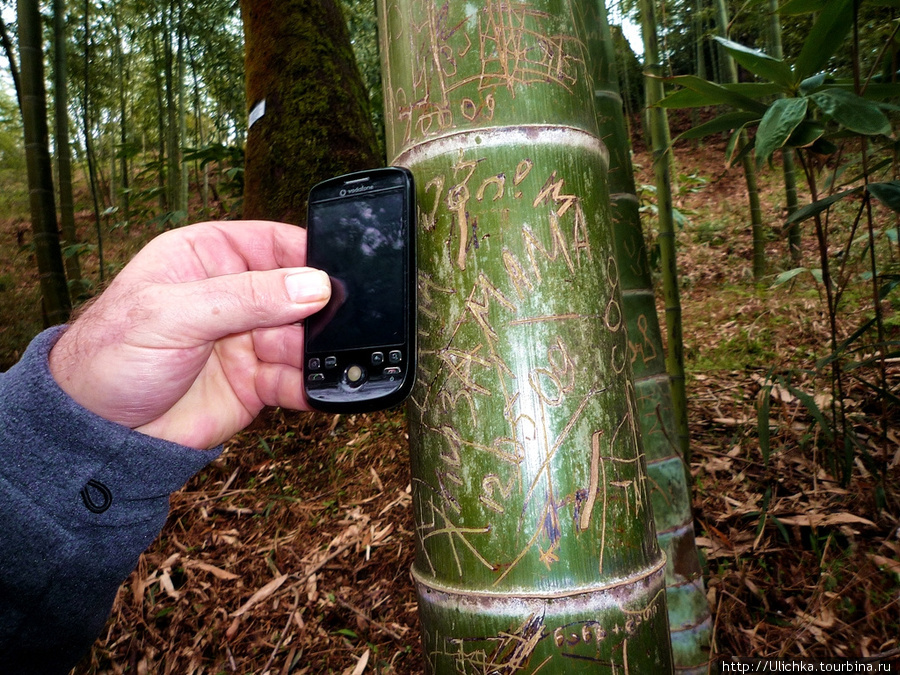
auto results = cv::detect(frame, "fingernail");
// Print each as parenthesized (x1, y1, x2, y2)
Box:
(285, 270, 331, 304)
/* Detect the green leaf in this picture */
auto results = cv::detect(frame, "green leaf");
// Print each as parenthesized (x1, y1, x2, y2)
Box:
(794, 0, 854, 80)
(666, 75, 769, 115)
(799, 73, 828, 95)
(675, 111, 761, 141)
(712, 36, 795, 89)
(658, 88, 723, 109)
(758, 381, 772, 468)
(780, 0, 826, 13)
(867, 181, 900, 213)
(725, 125, 755, 167)
(785, 186, 863, 225)
(809, 88, 892, 135)
(783, 380, 834, 442)
(787, 120, 825, 148)
(771, 267, 808, 287)
(756, 98, 809, 167)
(808, 137, 839, 155)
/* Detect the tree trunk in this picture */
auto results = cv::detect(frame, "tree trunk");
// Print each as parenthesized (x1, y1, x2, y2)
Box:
(379, 1, 673, 671)
(18, 0, 71, 325)
(591, 1, 712, 670)
(240, 0, 381, 225)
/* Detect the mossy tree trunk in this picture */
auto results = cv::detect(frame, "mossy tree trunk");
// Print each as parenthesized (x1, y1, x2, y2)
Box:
(379, 0, 673, 671)
(589, 1, 712, 671)
(240, 0, 381, 225)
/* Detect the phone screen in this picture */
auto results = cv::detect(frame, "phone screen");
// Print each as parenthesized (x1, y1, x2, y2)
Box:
(306, 187, 407, 352)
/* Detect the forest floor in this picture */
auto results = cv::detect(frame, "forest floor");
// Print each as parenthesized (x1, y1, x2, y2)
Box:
(1, 123, 899, 674)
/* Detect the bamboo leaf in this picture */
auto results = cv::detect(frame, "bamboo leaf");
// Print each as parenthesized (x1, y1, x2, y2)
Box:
(771, 267, 809, 287)
(785, 186, 863, 225)
(809, 88, 892, 135)
(867, 181, 900, 213)
(794, 0, 855, 80)
(757, 382, 772, 468)
(712, 36, 795, 89)
(676, 111, 761, 140)
(783, 381, 835, 442)
(756, 97, 809, 167)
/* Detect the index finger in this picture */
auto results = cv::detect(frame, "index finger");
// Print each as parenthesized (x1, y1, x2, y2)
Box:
(139, 221, 311, 283)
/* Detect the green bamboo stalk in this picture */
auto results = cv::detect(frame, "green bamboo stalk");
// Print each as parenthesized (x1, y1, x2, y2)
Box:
(639, 0, 691, 472)
(590, 2, 712, 670)
(713, 0, 766, 280)
(18, 0, 71, 325)
(379, 0, 673, 671)
(767, 0, 802, 264)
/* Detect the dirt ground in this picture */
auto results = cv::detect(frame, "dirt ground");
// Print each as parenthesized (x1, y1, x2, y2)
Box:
(3, 126, 896, 673)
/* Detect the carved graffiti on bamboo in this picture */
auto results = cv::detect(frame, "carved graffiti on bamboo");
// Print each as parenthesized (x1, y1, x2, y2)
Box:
(413, 157, 643, 585)
(627, 313, 659, 368)
(391, 0, 587, 143)
(423, 588, 667, 671)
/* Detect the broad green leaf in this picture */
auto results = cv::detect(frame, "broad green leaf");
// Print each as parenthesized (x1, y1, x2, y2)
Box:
(787, 120, 825, 148)
(799, 73, 827, 95)
(712, 37, 796, 89)
(785, 186, 863, 225)
(810, 89, 891, 135)
(658, 88, 723, 109)
(725, 125, 755, 167)
(722, 82, 786, 98)
(780, 0, 826, 13)
(822, 80, 900, 100)
(808, 137, 838, 155)
(756, 98, 809, 167)
(794, 0, 854, 80)
(867, 181, 900, 213)
(666, 75, 769, 115)
(675, 111, 761, 140)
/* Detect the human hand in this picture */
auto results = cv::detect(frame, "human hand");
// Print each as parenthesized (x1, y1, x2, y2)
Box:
(48, 221, 331, 449)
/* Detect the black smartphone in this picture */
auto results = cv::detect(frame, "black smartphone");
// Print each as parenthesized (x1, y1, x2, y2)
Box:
(303, 167, 417, 413)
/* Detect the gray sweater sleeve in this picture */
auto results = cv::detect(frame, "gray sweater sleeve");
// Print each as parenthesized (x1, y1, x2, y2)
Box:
(0, 327, 220, 674)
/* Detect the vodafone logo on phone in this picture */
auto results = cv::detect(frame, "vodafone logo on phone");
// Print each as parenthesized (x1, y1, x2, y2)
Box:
(340, 184, 375, 196)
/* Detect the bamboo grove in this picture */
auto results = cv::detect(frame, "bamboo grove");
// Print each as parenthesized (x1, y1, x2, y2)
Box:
(3, 0, 900, 670)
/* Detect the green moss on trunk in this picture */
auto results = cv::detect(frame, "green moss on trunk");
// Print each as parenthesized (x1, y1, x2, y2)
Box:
(241, 0, 381, 224)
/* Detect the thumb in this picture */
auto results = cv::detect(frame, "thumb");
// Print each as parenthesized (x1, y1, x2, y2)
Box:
(164, 267, 332, 341)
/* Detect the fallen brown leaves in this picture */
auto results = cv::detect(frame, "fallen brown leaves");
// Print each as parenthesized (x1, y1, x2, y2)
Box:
(75, 410, 421, 674)
(690, 366, 900, 660)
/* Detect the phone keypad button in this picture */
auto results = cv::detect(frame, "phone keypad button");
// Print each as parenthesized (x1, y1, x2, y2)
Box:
(308, 357, 321, 370)
(384, 367, 401, 376)
(388, 350, 402, 364)
(371, 352, 384, 366)
(308, 373, 325, 382)
(324, 356, 338, 369)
